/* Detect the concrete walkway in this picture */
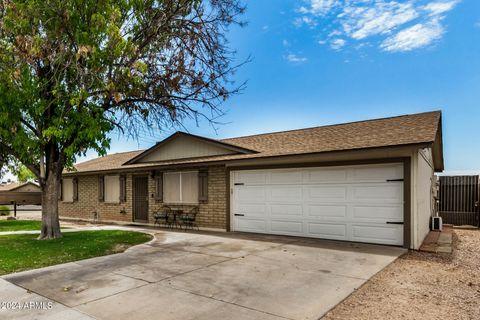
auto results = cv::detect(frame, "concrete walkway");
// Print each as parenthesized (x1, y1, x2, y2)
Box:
(419, 225, 454, 254)
(1, 228, 406, 320)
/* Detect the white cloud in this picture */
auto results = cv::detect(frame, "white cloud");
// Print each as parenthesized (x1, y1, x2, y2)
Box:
(328, 30, 342, 37)
(294, 16, 318, 28)
(295, 0, 461, 52)
(381, 18, 444, 52)
(297, 6, 309, 14)
(285, 54, 308, 64)
(298, 0, 339, 16)
(331, 38, 346, 50)
(475, 21, 480, 28)
(282, 40, 290, 47)
(341, 2, 418, 40)
(423, 0, 459, 16)
(310, 0, 340, 15)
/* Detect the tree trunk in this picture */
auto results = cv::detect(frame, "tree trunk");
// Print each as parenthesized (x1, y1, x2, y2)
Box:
(39, 169, 62, 240)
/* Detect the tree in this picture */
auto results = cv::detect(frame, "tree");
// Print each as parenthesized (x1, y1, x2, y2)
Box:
(0, 0, 246, 239)
(16, 166, 37, 182)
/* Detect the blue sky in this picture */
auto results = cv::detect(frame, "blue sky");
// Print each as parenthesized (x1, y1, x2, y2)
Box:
(87, 0, 479, 173)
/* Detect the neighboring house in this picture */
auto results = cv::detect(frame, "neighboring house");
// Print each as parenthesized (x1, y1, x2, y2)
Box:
(0, 181, 42, 205)
(60, 111, 444, 249)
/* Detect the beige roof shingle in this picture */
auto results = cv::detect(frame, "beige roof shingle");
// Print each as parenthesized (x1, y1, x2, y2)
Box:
(0, 182, 40, 192)
(223, 110, 440, 155)
(70, 111, 441, 174)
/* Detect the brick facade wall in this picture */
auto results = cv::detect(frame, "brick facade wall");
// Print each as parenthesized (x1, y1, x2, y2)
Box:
(59, 175, 133, 223)
(59, 166, 228, 230)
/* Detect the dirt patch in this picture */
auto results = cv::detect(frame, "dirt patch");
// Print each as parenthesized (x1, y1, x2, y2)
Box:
(110, 244, 131, 253)
(323, 229, 480, 320)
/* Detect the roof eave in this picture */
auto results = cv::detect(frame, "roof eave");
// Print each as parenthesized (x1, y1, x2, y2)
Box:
(63, 142, 433, 176)
(123, 131, 258, 165)
(432, 115, 445, 172)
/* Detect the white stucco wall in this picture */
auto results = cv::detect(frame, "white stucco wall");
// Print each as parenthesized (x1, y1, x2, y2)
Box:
(411, 148, 435, 249)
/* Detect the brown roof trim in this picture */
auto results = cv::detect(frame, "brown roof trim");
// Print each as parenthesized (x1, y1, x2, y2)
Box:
(127, 152, 242, 165)
(123, 131, 258, 165)
(63, 142, 431, 176)
(433, 115, 445, 172)
(221, 141, 432, 166)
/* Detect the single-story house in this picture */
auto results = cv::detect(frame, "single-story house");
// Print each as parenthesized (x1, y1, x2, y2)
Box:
(0, 181, 42, 205)
(60, 111, 444, 249)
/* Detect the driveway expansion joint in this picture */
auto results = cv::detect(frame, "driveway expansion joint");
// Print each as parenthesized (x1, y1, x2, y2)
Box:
(72, 282, 152, 308)
(160, 283, 295, 320)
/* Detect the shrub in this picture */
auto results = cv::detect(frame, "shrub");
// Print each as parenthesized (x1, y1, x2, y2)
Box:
(0, 205, 10, 216)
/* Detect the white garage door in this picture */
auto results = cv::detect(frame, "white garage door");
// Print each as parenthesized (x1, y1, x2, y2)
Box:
(231, 163, 404, 246)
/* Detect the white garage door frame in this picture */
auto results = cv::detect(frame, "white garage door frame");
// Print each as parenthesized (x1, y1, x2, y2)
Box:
(228, 158, 411, 248)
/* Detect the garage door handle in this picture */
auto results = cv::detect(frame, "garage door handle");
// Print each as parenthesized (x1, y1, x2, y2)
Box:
(234, 214, 245, 217)
(386, 179, 404, 182)
(386, 221, 404, 225)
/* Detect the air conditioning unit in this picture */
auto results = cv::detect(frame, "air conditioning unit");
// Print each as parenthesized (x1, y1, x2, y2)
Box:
(431, 216, 443, 231)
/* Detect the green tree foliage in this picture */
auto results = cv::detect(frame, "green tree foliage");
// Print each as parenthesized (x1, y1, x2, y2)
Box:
(15, 166, 37, 182)
(0, 0, 246, 239)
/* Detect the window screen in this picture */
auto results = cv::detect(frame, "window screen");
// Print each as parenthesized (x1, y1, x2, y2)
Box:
(163, 172, 198, 204)
(104, 175, 120, 203)
(181, 172, 199, 203)
(62, 178, 74, 202)
(163, 173, 181, 203)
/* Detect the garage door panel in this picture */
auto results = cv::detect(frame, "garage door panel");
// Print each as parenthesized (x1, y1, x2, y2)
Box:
(353, 206, 403, 221)
(352, 185, 403, 203)
(307, 205, 347, 219)
(233, 163, 404, 246)
(307, 186, 347, 201)
(235, 218, 267, 232)
(270, 186, 303, 201)
(351, 164, 403, 182)
(270, 170, 303, 184)
(236, 172, 267, 185)
(307, 223, 347, 239)
(306, 169, 347, 183)
(237, 204, 267, 217)
(237, 187, 266, 203)
(271, 204, 303, 216)
(270, 220, 303, 234)
(352, 225, 403, 245)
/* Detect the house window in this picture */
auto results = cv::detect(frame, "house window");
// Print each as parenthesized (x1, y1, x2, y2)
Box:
(163, 171, 198, 204)
(62, 178, 74, 202)
(104, 175, 120, 203)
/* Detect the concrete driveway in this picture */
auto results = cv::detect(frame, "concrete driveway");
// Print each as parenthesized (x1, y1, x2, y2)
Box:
(1, 229, 405, 320)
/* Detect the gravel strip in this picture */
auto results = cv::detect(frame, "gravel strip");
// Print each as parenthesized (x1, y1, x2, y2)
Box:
(323, 229, 480, 320)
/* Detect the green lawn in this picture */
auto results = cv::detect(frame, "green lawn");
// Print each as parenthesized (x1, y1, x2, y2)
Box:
(0, 220, 43, 231)
(0, 230, 153, 275)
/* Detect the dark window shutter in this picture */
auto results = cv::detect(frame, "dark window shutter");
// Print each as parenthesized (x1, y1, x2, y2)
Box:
(58, 179, 63, 201)
(73, 178, 78, 201)
(198, 170, 208, 203)
(155, 173, 163, 201)
(119, 175, 126, 202)
(98, 176, 104, 202)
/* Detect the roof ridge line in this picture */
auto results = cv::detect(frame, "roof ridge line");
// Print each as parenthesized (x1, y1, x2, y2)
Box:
(221, 110, 441, 141)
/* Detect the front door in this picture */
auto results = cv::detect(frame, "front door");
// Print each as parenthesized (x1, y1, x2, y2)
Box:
(133, 176, 149, 222)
